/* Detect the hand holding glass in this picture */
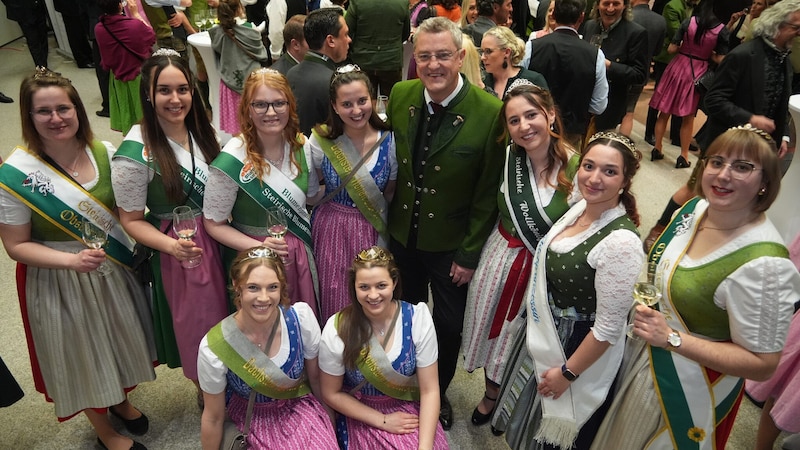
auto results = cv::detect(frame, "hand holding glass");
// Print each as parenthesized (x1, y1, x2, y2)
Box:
(266, 207, 288, 239)
(173, 206, 202, 269)
(626, 263, 661, 339)
(81, 217, 112, 275)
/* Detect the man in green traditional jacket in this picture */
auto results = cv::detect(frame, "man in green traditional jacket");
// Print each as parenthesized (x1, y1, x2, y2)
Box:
(386, 16, 504, 431)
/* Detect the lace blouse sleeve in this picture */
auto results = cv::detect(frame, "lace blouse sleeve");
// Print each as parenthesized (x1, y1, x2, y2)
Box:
(587, 229, 645, 344)
(110, 157, 153, 213)
(202, 166, 239, 222)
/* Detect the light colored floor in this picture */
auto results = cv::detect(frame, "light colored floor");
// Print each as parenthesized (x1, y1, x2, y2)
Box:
(0, 36, 792, 449)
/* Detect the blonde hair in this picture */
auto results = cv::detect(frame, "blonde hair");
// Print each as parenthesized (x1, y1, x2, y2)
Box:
(460, 33, 483, 86)
(483, 26, 525, 66)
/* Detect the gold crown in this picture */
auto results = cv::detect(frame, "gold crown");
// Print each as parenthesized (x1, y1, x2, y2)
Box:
(152, 48, 181, 58)
(355, 246, 393, 263)
(244, 246, 279, 261)
(588, 131, 637, 155)
(33, 66, 68, 82)
(729, 124, 774, 143)
(249, 67, 281, 78)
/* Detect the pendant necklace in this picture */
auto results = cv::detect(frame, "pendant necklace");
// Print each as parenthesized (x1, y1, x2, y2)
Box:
(64, 150, 84, 177)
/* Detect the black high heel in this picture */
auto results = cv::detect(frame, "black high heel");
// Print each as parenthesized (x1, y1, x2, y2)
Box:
(651, 148, 664, 161)
(675, 155, 691, 168)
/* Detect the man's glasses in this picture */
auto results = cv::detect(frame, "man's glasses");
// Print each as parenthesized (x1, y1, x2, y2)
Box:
(702, 155, 762, 180)
(414, 51, 455, 63)
(250, 100, 289, 115)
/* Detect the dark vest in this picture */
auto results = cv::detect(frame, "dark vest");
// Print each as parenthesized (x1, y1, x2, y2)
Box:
(529, 29, 598, 136)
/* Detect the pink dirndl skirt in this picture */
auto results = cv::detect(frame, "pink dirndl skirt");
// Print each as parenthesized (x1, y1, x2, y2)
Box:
(346, 394, 449, 449)
(219, 81, 242, 135)
(160, 217, 229, 380)
(312, 201, 379, 323)
(227, 393, 338, 449)
(746, 312, 800, 433)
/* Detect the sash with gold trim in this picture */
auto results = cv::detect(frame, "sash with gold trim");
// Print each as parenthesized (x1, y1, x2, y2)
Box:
(646, 197, 788, 450)
(335, 307, 421, 401)
(211, 138, 312, 246)
(206, 313, 311, 399)
(0, 145, 135, 267)
(312, 128, 390, 243)
(113, 126, 206, 211)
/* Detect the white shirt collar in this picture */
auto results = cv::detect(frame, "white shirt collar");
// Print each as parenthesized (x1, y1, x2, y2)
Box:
(424, 75, 464, 114)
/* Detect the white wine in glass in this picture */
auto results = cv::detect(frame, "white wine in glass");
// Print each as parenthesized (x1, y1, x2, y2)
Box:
(266, 207, 288, 239)
(81, 217, 112, 275)
(173, 205, 202, 269)
(626, 281, 661, 339)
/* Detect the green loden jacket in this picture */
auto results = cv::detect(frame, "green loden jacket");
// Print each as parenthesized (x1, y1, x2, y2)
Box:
(386, 77, 504, 269)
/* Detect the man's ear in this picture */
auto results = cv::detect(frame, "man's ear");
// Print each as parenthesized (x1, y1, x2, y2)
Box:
(325, 34, 336, 49)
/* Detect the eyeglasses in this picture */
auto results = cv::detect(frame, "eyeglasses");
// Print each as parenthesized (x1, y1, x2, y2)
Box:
(415, 51, 455, 63)
(702, 155, 762, 180)
(31, 104, 76, 122)
(250, 100, 289, 115)
(478, 48, 500, 56)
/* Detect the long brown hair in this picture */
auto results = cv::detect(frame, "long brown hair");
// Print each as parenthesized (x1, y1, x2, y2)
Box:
(19, 68, 93, 156)
(500, 84, 574, 195)
(139, 52, 220, 202)
(229, 246, 291, 308)
(338, 246, 402, 370)
(237, 69, 305, 180)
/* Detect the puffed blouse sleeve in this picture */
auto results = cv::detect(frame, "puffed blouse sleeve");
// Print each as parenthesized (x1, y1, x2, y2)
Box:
(294, 302, 321, 359)
(587, 228, 645, 344)
(411, 302, 438, 368)
(318, 314, 346, 376)
(715, 256, 800, 353)
(111, 149, 155, 214)
(197, 334, 228, 395)
(202, 168, 239, 223)
(307, 132, 325, 170)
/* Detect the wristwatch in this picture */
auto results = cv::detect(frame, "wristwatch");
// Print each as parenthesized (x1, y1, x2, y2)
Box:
(561, 364, 579, 381)
(666, 329, 682, 350)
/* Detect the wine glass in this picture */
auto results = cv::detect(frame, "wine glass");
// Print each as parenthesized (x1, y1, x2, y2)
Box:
(266, 207, 288, 239)
(626, 262, 661, 339)
(375, 95, 388, 121)
(81, 217, 112, 276)
(173, 205, 202, 269)
(207, 8, 217, 27)
(194, 10, 207, 32)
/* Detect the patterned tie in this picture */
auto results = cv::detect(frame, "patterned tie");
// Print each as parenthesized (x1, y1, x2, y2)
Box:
(429, 101, 445, 115)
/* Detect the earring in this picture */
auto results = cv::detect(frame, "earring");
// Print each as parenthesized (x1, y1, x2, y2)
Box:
(502, 59, 508, 70)
(618, 188, 624, 195)
(758, 186, 767, 196)
(550, 122, 555, 132)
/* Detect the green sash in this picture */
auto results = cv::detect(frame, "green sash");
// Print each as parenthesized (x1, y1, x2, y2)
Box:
(206, 314, 311, 399)
(0, 145, 135, 267)
(312, 128, 390, 243)
(646, 197, 788, 450)
(211, 138, 312, 246)
(504, 148, 578, 252)
(334, 312, 420, 401)
(113, 126, 205, 213)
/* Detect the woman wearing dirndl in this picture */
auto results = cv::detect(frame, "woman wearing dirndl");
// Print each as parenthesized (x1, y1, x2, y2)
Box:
(461, 81, 579, 429)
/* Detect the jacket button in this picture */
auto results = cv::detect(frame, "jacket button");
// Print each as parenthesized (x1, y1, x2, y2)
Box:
(402, 158, 408, 164)
(430, 189, 436, 195)
(403, 204, 408, 210)
(434, 165, 441, 171)
(423, 188, 428, 193)
(428, 213, 435, 218)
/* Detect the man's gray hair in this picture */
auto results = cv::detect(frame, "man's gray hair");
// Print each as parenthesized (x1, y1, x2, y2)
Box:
(753, 0, 800, 39)
(415, 17, 464, 50)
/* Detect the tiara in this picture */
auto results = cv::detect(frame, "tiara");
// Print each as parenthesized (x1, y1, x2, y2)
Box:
(249, 67, 281, 78)
(588, 131, 637, 156)
(335, 64, 362, 75)
(245, 246, 279, 260)
(506, 78, 543, 94)
(355, 246, 393, 263)
(152, 48, 181, 58)
(729, 124, 774, 143)
(33, 66, 69, 82)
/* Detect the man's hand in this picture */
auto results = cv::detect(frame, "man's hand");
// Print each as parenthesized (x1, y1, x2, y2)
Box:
(449, 262, 475, 287)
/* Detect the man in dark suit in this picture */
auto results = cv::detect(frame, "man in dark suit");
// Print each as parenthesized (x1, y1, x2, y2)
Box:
(270, 14, 308, 75)
(387, 16, 504, 431)
(287, 7, 351, 135)
(643, 0, 799, 253)
(529, 0, 608, 148)
(582, 0, 649, 132)
(463, 0, 513, 46)
(2, 0, 49, 68)
(620, 0, 666, 137)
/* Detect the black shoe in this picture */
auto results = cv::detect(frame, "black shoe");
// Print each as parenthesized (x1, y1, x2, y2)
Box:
(471, 393, 497, 426)
(439, 395, 453, 430)
(675, 155, 691, 169)
(688, 139, 700, 152)
(651, 148, 664, 161)
(96, 109, 110, 118)
(0, 92, 12, 103)
(109, 406, 149, 435)
(644, 134, 655, 146)
(78, 62, 95, 69)
(96, 437, 147, 450)
(491, 425, 504, 436)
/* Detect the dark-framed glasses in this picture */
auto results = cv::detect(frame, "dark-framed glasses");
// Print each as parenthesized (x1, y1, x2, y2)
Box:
(250, 100, 289, 115)
(31, 104, 76, 122)
(414, 51, 455, 63)
(702, 155, 762, 180)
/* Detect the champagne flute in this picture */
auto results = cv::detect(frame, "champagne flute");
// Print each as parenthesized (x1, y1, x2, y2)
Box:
(173, 205, 202, 269)
(81, 217, 112, 276)
(376, 95, 388, 121)
(626, 263, 661, 339)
